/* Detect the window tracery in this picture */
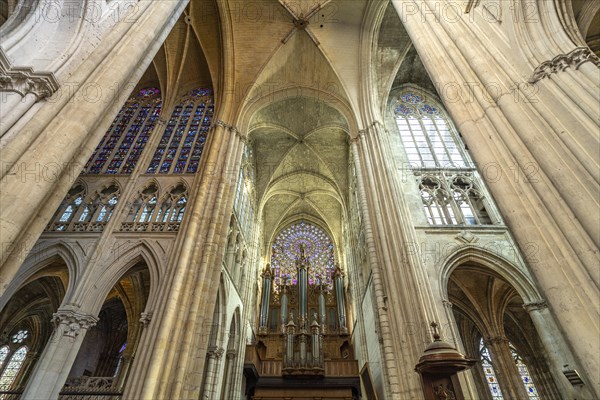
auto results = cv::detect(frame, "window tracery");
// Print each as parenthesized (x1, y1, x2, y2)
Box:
(120, 182, 187, 232)
(0, 330, 30, 391)
(48, 183, 121, 232)
(146, 88, 213, 174)
(271, 221, 336, 292)
(84, 87, 162, 175)
(393, 89, 494, 226)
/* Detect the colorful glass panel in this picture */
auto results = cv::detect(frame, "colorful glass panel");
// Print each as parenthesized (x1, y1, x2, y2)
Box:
(270, 221, 335, 292)
(0, 346, 27, 390)
(0, 347, 8, 371)
(85, 88, 161, 175)
(394, 91, 468, 169)
(511, 346, 539, 399)
(480, 339, 503, 399)
(146, 88, 213, 174)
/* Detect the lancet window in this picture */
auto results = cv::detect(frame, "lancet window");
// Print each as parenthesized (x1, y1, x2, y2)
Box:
(479, 338, 503, 399)
(48, 182, 121, 232)
(146, 88, 214, 174)
(120, 183, 188, 232)
(511, 345, 539, 399)
(84, 87, 162, 175)
(393, 89, 494, 225)
(234, 146, 255, 238)
(0, 330, 30, 391)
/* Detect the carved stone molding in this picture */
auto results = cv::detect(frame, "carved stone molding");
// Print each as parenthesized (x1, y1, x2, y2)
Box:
(484, 336, 509, 346)
(529, 47, 600, 83)
(52, 310, 98, 338)
(226, 350, 237, 360)
(0, 47, 59, 99)
(455, 230, 478, 244)
(140, 311, 153, 326)
(442, 299, 454, 309)
(207, 346, 225, 359)
(523, 300, 548, 312)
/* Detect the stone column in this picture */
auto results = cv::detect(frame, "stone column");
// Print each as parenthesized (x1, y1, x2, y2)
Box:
(0, 0, 190, 295)
(201, 346, 224, 400)
(22, 309, 97, 400)
(0, 48, 59, 138)
(258, 265, 272, 335)
(220, 350, 237, 400)
(351, 130, 434, 398)
(523, 301, 595, 399)
(391, 2, 599, 393)
(133, 122, 247, 400)
(484, 337, 529, 400)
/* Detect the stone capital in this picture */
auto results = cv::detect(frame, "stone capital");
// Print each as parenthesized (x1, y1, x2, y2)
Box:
(523, 300, 548, 312)
(52, 310, 98, 338)
(140, 311, 153, 326)
(0, 48, 59, 100)
(207, 346, 225, 359)
(484, 336, 509, 346)
(529, 47, 600, 83)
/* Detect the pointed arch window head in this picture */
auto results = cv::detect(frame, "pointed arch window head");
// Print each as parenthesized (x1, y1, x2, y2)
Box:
(394, 91, 470, 169)
(270, 221, 335, 292)
(146, 88, 214, 174)
(0, 346, 27, 390)
(511, 345, 540, 399)
(84, 87, 162, 175)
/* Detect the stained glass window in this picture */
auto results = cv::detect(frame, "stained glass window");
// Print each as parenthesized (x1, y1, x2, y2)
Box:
(146, 88, 213, 174)
(0, 346, 27, 390)
(0, 347, 8, 371)
(59, 196, 83, 223)
(393, 89, 494, 226)
(84, 87, 162, 175)
(511, 345, 539, 399)
(479, 338, 503, 399)
(10, 331, 28, 344)
(394, 91, 469, 169)
(270, 221, 335, 292)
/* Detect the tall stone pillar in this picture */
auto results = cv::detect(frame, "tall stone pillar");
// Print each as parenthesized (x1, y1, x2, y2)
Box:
(523, 301, 595, 399)
(258, 265, 272, 335)
(351, 126, 434, 399)
(133, 121, 248, 400)
(484, 337, 529, 400)
(391, 2, 599, 393)
(220, 350, 237, 400)
(22, 309, 97, 400)
(333, 264, 348, 334)
(201, 346, 224, 400)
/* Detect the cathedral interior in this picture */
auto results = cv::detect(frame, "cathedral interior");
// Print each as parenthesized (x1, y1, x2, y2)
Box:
(0, 1, 598, 399)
